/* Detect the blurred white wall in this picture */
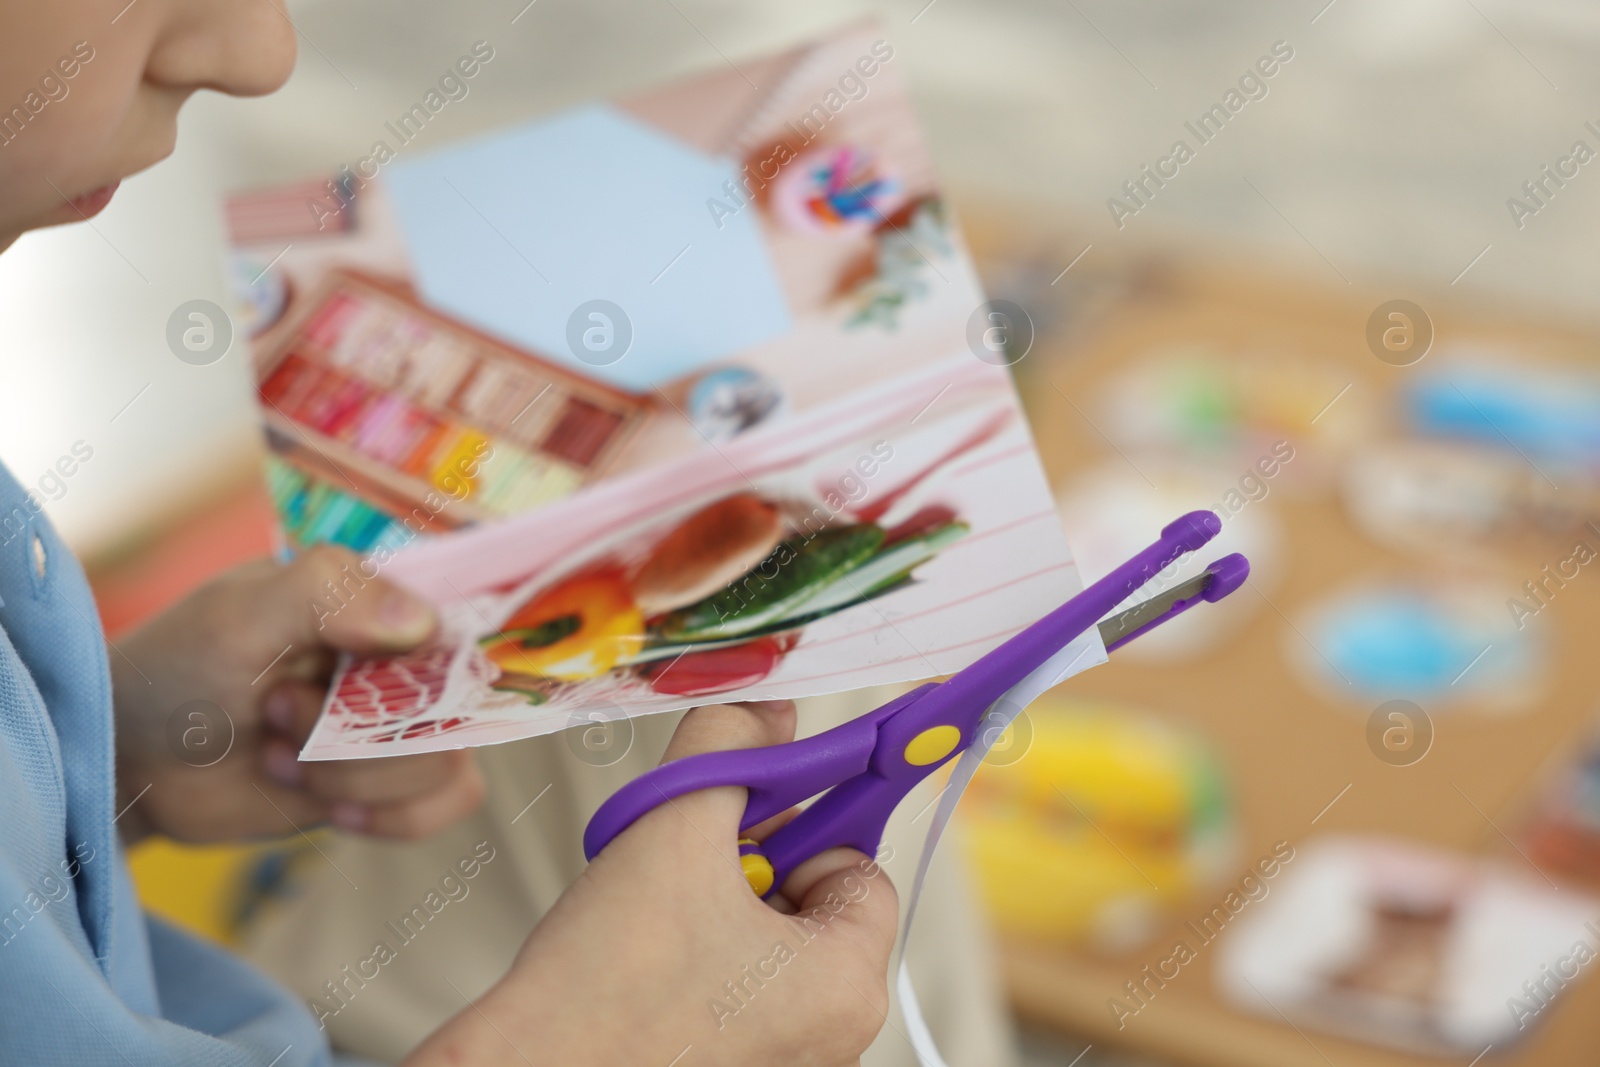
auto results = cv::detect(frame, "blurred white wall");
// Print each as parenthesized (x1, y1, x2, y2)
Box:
(3, 0, 1599, 555)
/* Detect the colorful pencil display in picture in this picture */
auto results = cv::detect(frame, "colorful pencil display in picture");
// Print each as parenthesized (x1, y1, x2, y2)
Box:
(254, 272, 648, 552)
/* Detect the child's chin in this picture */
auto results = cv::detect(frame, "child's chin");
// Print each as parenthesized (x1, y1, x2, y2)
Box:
(27, 181, 120, 232)
(65, 180, 121, 218)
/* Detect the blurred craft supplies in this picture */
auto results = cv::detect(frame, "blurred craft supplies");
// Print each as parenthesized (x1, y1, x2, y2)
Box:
(1523, 718, 1600, 891)
(977, 240, 1600, 1062)
(961, 696, 1236, 949)
(1291, 572, 1544, 712)
(219, 24, 1088, 759)
(1218, 836, 1600, 1056)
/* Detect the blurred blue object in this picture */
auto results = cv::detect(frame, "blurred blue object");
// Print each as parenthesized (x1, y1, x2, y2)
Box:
(1304, 586, 1538, 706)
(1406, 360, 1600, 469)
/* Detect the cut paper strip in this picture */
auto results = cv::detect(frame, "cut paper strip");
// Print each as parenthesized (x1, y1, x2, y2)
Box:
(896, 631, 1108, 1067)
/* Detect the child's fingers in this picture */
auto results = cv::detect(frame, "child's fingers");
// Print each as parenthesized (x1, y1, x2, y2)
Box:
(783, 847, 897, 922)
(266, 544, 439, 655)
(787, 851, 898, 1053)
(258, 676, 484, 829)
(260, 679, 332, 742)
(248, 779, 335, 834)
(786, 847, 899, 977)
(328, 761, 489, 839)
(743, 804, 800, 843)
(262, 736, 478, 806)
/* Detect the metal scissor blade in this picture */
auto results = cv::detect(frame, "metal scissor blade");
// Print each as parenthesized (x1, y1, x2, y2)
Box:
(1095, 554, 1249, 652)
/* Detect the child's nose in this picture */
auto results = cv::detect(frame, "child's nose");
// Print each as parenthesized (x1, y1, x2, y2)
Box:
(144, 0, 298, 99)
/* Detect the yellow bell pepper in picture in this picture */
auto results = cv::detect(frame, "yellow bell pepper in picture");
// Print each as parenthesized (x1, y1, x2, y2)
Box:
(482, 569, 645, 682)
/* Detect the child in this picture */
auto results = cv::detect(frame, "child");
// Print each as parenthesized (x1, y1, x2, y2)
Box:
(0, 2, 896, 1064)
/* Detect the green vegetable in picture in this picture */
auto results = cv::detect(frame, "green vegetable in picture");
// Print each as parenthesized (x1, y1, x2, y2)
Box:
(792, 521, 968, 618)
(483, 614, 582, 651)
(657, 524, 885, 642)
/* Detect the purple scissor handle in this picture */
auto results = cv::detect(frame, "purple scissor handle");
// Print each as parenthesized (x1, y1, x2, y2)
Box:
(583, 510, 1249, 898)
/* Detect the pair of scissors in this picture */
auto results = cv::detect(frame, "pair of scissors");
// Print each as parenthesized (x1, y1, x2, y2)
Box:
(583, 509, 1249, 898)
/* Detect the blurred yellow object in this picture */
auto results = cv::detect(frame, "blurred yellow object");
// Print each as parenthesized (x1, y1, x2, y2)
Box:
(961, 699, 1233, 950)
(429, 429, 492, 499)
(126, 839, 259, 946)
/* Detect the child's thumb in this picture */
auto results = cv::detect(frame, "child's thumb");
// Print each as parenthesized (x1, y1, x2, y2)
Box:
(643, 701, 796, 851)
(271, 544, 437, 653)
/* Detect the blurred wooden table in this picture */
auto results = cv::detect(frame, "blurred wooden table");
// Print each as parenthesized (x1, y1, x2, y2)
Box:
(964, 216, 1600, 1067)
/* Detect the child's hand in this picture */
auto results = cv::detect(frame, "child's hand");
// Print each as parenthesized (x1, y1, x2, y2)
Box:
(409, 701, 899, 1067)
(111, 546, 485, 844)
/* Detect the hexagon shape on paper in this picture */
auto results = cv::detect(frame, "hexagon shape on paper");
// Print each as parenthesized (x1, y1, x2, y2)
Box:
(386, 104, 791, 392)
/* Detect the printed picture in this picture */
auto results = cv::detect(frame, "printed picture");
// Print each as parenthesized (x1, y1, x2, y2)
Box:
(221, 22, 1082, 758)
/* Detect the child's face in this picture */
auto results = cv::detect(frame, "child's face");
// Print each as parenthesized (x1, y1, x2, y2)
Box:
(0, 0, 297, 251)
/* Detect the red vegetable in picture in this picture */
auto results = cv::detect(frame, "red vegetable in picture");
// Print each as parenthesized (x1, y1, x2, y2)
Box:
(642, 635, 793, 696)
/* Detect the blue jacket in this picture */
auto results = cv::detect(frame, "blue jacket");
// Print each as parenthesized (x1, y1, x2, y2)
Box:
(0, 460, 335, 1066)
